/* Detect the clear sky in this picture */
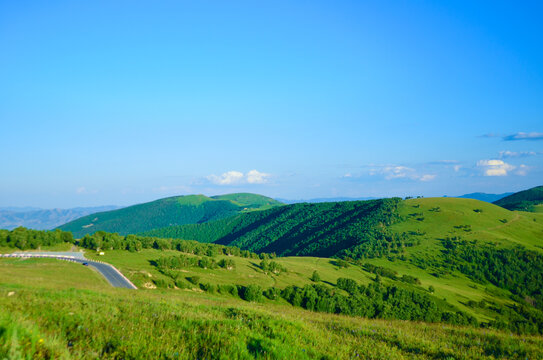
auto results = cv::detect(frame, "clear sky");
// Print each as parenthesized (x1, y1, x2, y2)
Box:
(1, 0, 542, 208)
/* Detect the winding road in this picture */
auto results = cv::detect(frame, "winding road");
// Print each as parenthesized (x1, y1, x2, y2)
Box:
(0, 252, 137, 289)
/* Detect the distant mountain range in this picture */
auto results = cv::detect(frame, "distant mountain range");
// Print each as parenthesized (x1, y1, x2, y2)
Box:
(455, 192, 514, 203)
(0, 206, 120, 230)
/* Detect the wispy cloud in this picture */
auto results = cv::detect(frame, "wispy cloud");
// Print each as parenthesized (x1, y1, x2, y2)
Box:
(207, 170, 271, 185)
(503, 132, 543, 141)
(516, 164, 530, 176)
(351, 164, 436, 182)
(499, 150, 541, 158)
(476, 159, 515, 176)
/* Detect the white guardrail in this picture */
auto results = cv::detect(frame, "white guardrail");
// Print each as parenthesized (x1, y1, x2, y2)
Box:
(0, 253, 138, 289)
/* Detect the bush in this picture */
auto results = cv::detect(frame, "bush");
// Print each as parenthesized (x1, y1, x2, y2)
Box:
(311, 271, 321, 282)
(200, 283, 216, 293)
(241, 285, 262, 302)
(153, 278, 174, 289)
(187, 276, 200, 285)
(263, 287, 281, 300)
(217, 284, 238, 296)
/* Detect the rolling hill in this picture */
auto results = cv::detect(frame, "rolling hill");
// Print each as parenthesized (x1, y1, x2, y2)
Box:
(493, 185, 543, 212)
(143, 196, 543, 257)
(57, 193, 282, 238)
(143, 198, 403, 257)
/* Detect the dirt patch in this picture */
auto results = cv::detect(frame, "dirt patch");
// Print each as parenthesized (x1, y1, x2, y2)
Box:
(143, 282, 156, 289)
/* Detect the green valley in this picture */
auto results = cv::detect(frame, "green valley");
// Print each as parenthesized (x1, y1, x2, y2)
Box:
(3, 188, 543, 359)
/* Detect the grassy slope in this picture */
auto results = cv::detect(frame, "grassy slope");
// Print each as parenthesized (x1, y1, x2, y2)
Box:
(493, 185, 543, 211)
(362, 198, 543, 319)
(0, 258, 108, 290)
(2, 259, 542, 359)
(134, 197, 543, 322)
(58, 193, 282, 238)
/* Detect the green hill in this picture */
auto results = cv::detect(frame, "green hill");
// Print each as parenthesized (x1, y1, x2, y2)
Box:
(493, 185, 543, 212)
(143, 198, 403, 257)
(143, 196, 543, 257)
(57, 193, 282, 238)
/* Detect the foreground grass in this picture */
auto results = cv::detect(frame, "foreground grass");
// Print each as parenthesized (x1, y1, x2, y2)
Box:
(2, 285, 543, 359)
(1, 259, 543, 359)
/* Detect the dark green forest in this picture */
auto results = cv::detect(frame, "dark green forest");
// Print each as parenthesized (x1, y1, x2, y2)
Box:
(0, 227, 73, 249)
(493, 185, 543, 211)
(58, 194, 282, 238)
(143, 198, 404, 258)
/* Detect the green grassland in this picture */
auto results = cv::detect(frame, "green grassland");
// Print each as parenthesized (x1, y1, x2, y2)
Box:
(393, 197, 543, 250)
(85, 249, 377, 290)
(2, 259, 543, 359)
(2, 195, 543, 357)
(58, 193, 282, 238)
(0, 257, 108, 290)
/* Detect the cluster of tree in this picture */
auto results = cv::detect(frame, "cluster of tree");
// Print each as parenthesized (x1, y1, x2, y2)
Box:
(144, 198, 406, 259)
(155, 254, 236, 270)
(78, 231, 270, 259)
(442, 238, 543, 311)
(407, 236, 543, 334)
(260, 260, 287, 274)
(279, 280, 476, 326)
(493, 185, 543, 212)
(0, 227, 73, 250)
(150, 272, 476, 328)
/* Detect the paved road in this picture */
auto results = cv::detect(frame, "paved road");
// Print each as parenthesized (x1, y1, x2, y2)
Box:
(0, 252, 137, 289)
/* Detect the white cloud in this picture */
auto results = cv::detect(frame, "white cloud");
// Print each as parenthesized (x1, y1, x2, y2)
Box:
(477, 159, 515, 176)
(207, 170, 271, 185)
(207, 171, 244, 185)
(453, 165, 462, 172)
(246, 170, 271, 184)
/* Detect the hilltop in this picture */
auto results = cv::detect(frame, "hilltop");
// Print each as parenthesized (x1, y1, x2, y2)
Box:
(143, 198, 402, 257)
(493, 185, 543, 212)
(57, 193, 282, 238)
(143, 196, 543, 257)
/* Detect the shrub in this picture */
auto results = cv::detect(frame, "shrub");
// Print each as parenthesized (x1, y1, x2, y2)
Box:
(187, 276, 200, 285)
(217, 284, 238, 296)
(200, 283, 216, 293)
(241, 285, 262, 302)
(263, 287, 281, 300)
(311, 271, 321, 282)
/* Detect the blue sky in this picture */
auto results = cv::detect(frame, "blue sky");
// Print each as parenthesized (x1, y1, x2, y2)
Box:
(1, 0, 542, 208)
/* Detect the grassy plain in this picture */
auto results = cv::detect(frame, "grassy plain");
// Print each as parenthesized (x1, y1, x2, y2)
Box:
(1, 260, 543, 359)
